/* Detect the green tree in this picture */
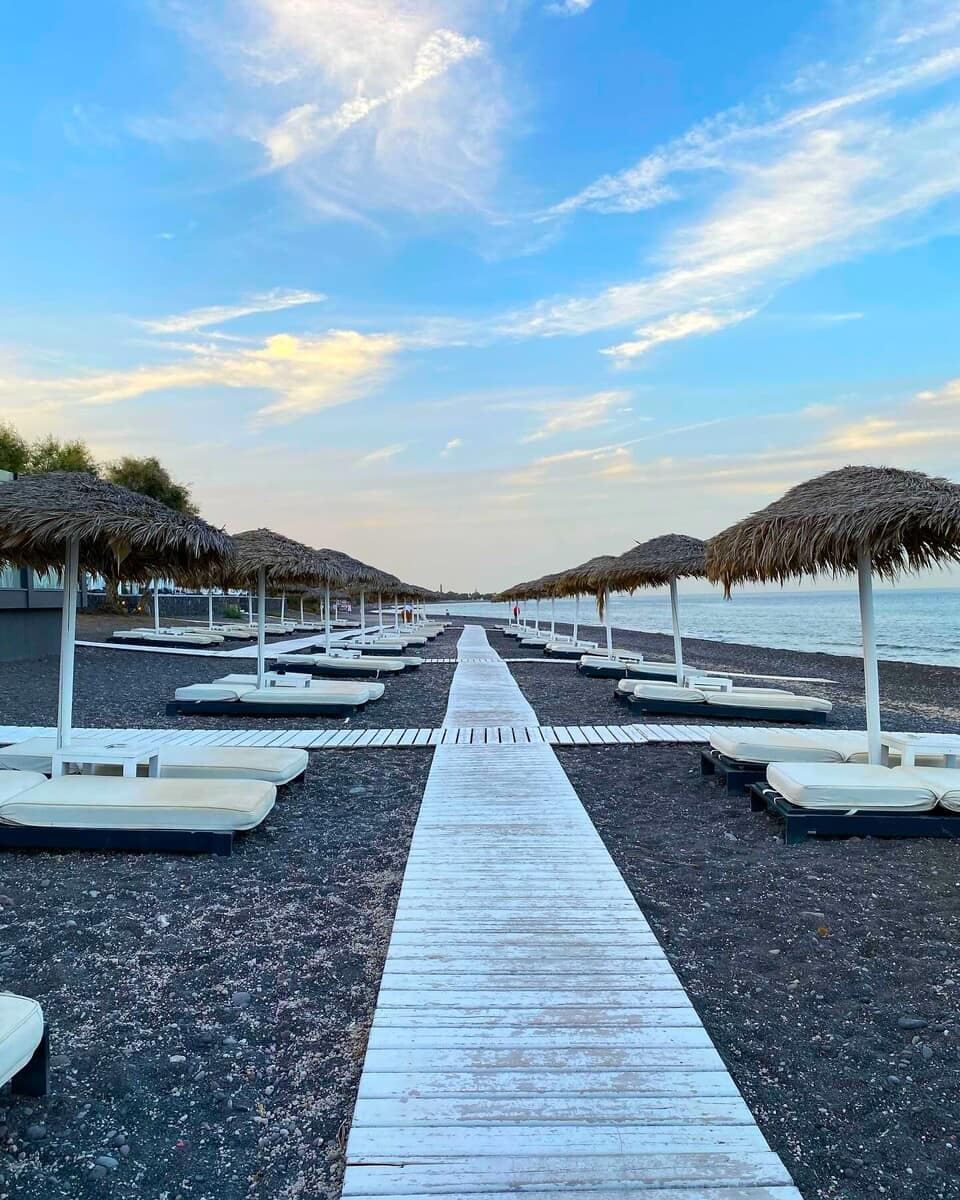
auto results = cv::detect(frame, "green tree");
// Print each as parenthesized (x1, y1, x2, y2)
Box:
(28, 435, 99, 475)
(103, 456, 199, 612)
(0, 422, 30, 474)
(105, 455, 198, 514)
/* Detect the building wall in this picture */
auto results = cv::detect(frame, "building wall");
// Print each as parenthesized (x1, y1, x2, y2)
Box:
(0, 608, 61, 661)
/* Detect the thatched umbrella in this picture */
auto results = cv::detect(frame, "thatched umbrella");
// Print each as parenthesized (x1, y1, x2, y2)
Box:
(0, 472, 230, 747)
(597, 535, 707, 683)
(552, 554, 618, 652)
(707, 465, 960, 763)
(313, 549, 388, 649)
(227, 529, 333, 685)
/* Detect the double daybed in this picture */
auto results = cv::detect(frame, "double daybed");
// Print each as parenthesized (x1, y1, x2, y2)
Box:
(274, 651, 420, 678)
(168, 674, 383, 717)
(0, 992, 47, 1096)
(579, 653, 675, 680)
(623, 680, 832, 724)
(0, 769, 275, 855)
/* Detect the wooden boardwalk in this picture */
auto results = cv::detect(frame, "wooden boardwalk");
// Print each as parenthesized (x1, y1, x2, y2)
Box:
(341, 626, 801, 1198)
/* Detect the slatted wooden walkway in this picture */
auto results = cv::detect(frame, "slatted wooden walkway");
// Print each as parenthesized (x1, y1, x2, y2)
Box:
(341, 625, 801, 1199)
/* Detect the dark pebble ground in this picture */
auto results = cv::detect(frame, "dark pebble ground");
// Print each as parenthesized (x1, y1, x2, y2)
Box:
(3, 613, 960, 1199)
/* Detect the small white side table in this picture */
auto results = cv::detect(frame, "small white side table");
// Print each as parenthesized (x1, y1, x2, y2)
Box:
(264, 672, 312, 689)
(687, 674, 734, 693)
(52, 742, 161, 779)
(880, 732, 960, 768)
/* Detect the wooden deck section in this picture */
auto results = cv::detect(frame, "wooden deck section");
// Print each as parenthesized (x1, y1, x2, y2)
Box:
(340, 625, 801, 1199)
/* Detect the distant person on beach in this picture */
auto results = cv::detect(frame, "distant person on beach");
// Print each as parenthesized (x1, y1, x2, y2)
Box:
(513, 603, 520, 621)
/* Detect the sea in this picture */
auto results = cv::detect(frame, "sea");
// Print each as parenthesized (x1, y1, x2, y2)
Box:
(429, 588, 960, 669)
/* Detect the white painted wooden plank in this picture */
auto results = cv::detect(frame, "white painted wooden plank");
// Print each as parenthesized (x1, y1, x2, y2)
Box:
(567, 726, 590, 745)
(383, 730, 405, 747)
(366, 1025, 704, 1051)
(355, 1068, 740, 1100)
(351, 1094, 755, 1127)
(325, 730, 353, 748)
(354, 729, 379, 748)
(552, 725, 573, 745)
(398, 729, 418, 747)
(307, 730, 338, 748)
(370, 729, 392, 747)
(413, 728, 433, 746)
(371, 1005, 698, 1027)
(362, 1045, 729, 1073)
(427, 728, 443, 745)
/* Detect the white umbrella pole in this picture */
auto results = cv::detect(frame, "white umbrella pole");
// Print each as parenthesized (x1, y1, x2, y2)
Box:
(858, 550, 883, 765)
(300, 596, 304, 624)
(280, 591, 286, 624)
(360, 589, 366, 636)
(604, 591, 613, 657)
(573, 593, 580, 643)
(325, 583, 332, 653)
(208, 590, 213, 630)
(247, 590, 253, 625)
(378, 590, 383, 633)
(56, 536, 80, 749)
(550, 597, 556, 639)
(153, 580, 160, 634)
(256, 566, 266, 689)
(669, 577, 685, 685)
(394, 595, 399, 632)
(534, 599, 540, 634)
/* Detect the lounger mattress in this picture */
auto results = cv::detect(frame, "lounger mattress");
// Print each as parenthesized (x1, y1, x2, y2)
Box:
(0, 992, 44, 1088)
(709, 730, 844, 765)
(767, 763, 937, 812)
(0, 775, 277, 831)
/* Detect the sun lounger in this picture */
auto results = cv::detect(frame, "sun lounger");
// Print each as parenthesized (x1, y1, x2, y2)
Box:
(168, 674, 382, 717)
(749, 762, 960, 844)
(0, 771, 276, 855)
(0, 738, 307, 786)
(579, 655, 679, 680)
(544, 640, 598, 658)
(275, 652, 413, 677)
(113, 630, 225, 648)
(629, 682, 831, 724)
(0, 992, 47, 1096)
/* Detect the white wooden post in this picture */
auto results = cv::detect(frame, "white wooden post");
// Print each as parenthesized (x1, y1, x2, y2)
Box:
(534, 598, 540, 634)
(208, 590, 214, 630)
(858, 549, 883, 765)
(247, 590, 253, 625)
(300, 596, 304, 624)
(669, 577, 685, 685)
(256, 566, 266, 689)
(325, 583, 332, 653)
(394, 594, 400, 632)
(280, 591, 286, 624)
(153, 580, 161, 633)
(378, 590, 383, 633)
(360, 588, 366, 635)
(604, 590, 613, 657)
(550, 597, 556, 639)
(56, 536, 80, 749)
(573, 593, 580, 643)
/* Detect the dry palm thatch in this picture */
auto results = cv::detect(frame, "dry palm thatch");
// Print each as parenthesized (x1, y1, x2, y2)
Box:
(0, 471, 230, 583)
(226, 529, 331, 589)
(551, 555, 619, 598)
(707, 465, 960, 595)
(600, 534, 707, 592)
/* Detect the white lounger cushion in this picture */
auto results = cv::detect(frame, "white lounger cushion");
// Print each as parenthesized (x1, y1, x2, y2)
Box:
(278, 654, 406, 674)
(707, 691, 832, 712)
(897, 768, 960, 812)
(115, 630, 224, 645)
(218, 674, 384, 702)
(710, 730, 844, 765)
(767, 763, 937, 812)
(175, 683, 256, 701)
(616, 679, 641, 696)
(635, 684, 706, 703)
(0, 739, 307, 785)
(0, 770, 47, 799)
(237, 687, 382, 706)
(0, 993, 44, 1088)
(0, 775, 277, 831)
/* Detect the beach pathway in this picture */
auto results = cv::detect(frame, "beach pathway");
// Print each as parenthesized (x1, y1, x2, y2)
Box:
(341, 624, 801, 1198)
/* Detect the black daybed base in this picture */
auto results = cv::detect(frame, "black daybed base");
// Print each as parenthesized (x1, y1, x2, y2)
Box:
(0, 824, 235, 856)
(630, 696, 828, 724)
(748, 782, 960, 845)
(700, 747, 768, 792)
(166, 698, 362, 718)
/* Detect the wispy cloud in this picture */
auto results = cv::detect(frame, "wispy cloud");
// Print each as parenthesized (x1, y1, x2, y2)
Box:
(546, 0, 598, 15)
(522, 390, 632, 441)
(0, 329, 402, 426)
(140, 289, 326, 334)
(602, 309, 757, 366)
(358, 442, 408, 465)
(441, 437, 463, 456)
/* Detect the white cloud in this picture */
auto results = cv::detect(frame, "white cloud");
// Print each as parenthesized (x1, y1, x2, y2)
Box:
(358, 442, 408, 465)
(602, 309, 757, 365)
(161, 0, 505, 217)
(547, 0, 597, 15)
(441, 437, 463, 455)
(0, 329, 402, 426)
(522, 390, 631, 441)
(139, 289, 326, 334)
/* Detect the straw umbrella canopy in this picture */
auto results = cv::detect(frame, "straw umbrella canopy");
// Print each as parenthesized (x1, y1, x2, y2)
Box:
(226, 529, 336, 684)
(0, 471, 231, 747)
(596, 535, 708, 683)
(312, 548, 391, 648)
(706, 465, 960, 763)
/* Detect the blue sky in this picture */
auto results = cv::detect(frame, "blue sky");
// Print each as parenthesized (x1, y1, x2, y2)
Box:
(4, 0, 960, 590)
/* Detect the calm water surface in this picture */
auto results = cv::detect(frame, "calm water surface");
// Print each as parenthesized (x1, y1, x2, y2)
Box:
(431, 589, 960, 669)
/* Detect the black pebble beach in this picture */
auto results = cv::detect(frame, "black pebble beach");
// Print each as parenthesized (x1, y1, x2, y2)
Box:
(1, 615, 959, 1198)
